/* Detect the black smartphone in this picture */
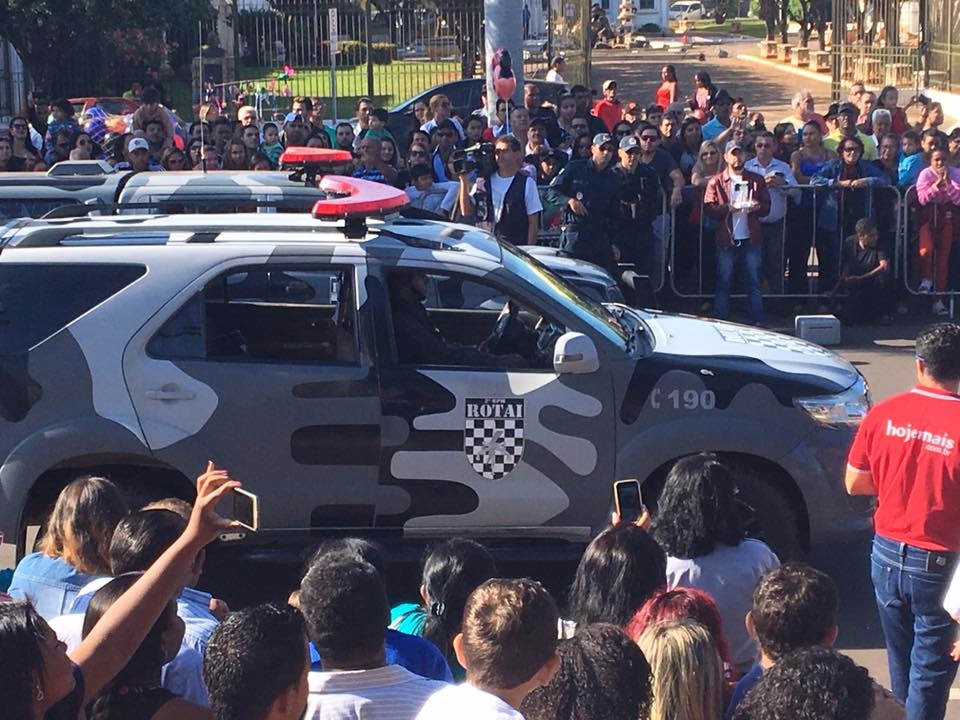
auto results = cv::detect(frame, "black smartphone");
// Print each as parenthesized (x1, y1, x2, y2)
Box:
(613, 479, 645, 523)
(231, 488, 260, 532)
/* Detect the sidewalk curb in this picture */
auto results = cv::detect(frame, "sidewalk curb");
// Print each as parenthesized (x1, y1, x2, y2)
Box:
(736, 53, 832, 86)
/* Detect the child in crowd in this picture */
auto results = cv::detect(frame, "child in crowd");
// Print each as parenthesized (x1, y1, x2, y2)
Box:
(415, 578, 560, 720)
(259, 122, 283, 168)
(391, 539, 496, 679)
(521, 623, 652, 720)
(725, 563, 903, 720)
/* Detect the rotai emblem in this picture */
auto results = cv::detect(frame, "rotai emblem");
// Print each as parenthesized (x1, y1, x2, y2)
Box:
(464, 398, 524, 480)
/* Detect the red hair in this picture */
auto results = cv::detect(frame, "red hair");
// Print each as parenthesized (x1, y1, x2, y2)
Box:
(626, 587, 732, 669)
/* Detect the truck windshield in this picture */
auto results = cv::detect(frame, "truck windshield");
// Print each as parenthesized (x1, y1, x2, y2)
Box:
(499, 242, 629, 347)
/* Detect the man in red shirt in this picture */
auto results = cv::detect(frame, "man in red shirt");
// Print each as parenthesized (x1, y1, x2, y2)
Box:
(592, 80, 622, 132)
(846, 322, 960, 720)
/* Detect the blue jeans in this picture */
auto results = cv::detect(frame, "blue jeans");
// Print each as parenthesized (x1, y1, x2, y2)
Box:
(871, 535, 959, 720)
(714, 242, 763, 324)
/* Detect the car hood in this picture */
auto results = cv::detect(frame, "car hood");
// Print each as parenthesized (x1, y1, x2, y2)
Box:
(642, 312, 859, 391)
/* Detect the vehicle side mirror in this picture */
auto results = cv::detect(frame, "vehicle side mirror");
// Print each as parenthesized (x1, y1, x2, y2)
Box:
(553, 332, 599, 374)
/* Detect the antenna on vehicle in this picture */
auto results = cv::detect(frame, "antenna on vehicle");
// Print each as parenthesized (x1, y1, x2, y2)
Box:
(198, 20, 207, 175)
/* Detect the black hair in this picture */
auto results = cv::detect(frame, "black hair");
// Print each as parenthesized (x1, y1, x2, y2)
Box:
(204, 603, 307, 720)
(307, 537, 386, 577)
(108, 509, 185, 575)
(53, 98, 75, 117)
(140, 86, 161, 105)
(567, 524, 667, 627)
(750, 563, 838, 661)
(371, 107, 389, 123)
(902, 129, 920, 143)
(143, 118, 164, 133)
(839, 135, 865, 155)
(299, 555, 388, 667)
(916, 322, 960, 382)
(521, 623, 652, 720)
(433, 118, 456, 134)
(0, 601, 48, 719)
(421, 538, 497, 665)
(262, 121, 278, 135)
(921, 128, 945, 150)
(410, 162, 433, 179)
(733, 646, 874, 720)
(335, 122, 353, 132)
(83, 573, 177, 720)
(651, 453, 746, 558)
(854, 217, 877, 235)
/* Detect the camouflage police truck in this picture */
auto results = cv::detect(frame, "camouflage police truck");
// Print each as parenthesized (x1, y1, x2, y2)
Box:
(0, 192, 872, 560)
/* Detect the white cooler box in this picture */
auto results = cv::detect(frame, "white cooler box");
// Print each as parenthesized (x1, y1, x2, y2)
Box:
(795, 315, 841, 346)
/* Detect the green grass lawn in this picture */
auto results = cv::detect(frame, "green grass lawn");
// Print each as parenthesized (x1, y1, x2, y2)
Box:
(237, 61, 462, 111)
(688, 17, 769, 39)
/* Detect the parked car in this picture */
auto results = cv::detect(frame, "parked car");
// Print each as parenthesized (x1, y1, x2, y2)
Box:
(669, 1, 706, 21)
(388, 78, 567, 150)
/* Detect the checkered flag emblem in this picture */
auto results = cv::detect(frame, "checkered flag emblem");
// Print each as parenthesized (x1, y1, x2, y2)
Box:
(464, 398, 524, 480)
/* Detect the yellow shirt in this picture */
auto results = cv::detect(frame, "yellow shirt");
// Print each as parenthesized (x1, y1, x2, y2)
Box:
(823, 130, 877, 161)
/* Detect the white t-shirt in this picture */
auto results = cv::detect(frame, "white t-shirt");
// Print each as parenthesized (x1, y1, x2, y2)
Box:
(416, 683, 525, 720)
(487, 173, 543, 224)
(306, 664, 448, 720)
(666, 538, 780, 672)
(545, 69, 565, 84)
(727, 172, 751, 242)
(406, 181, 459, 216)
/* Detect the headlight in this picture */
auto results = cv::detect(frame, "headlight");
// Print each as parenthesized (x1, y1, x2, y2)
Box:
(794, 375, 871, 427)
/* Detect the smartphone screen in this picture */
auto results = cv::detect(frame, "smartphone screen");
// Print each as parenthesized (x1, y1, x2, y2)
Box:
(614, 480, 644, 523)
(232, 488, 259, 531)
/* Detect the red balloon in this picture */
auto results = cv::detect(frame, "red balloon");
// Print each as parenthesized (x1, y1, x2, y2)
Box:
(494, 76, 517, 102)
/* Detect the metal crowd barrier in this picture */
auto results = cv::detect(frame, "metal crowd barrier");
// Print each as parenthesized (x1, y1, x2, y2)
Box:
(899, 184, 960, 314)
(666, 183, 904, 302)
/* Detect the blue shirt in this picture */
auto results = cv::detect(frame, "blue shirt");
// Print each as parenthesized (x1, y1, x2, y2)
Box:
(724, 663, 764, 720)
(309, 628, 453, 682)
(701, 117, 729, 141)
(898, 152, 925, 188)
(8, 553, 104, 621)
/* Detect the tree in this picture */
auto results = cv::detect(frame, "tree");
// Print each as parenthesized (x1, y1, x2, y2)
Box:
(789, 0, 828, 49)
(0, 0, 212, 97)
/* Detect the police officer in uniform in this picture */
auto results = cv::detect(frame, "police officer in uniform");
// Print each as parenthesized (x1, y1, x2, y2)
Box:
(388, 270, 524, 368)
(846, 322, 960, 720)
(611, 135, 662, 277)
(546, 133, 619, 272)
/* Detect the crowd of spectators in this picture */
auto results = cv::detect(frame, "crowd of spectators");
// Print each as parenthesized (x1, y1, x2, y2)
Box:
(4, 360, 960, 720)
(4, 71, 960, 324)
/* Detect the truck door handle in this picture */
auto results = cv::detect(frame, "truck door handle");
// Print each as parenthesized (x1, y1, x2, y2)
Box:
(145, 388, 196, 401)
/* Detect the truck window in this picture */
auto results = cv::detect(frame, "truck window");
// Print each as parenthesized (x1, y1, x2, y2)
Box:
(0, 263, 145, 354)
(148, 266, 359, 365)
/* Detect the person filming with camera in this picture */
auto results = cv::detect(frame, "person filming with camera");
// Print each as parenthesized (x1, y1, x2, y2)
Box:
(457, 134, 543, 246)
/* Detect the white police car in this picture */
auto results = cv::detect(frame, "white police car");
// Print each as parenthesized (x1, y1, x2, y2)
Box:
(0, 150, 871, 559)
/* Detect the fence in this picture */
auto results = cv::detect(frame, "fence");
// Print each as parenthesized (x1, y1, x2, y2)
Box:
(232, 1, 591, 118)
(534, 180, 960, 312)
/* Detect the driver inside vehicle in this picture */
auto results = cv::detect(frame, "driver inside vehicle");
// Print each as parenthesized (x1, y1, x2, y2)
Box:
(388, 269, 530, 367)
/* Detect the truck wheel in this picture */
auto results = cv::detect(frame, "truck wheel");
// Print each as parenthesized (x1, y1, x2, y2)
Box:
(732, 468, 801, 561)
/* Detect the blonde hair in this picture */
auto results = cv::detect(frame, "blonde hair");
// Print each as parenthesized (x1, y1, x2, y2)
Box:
(40, 476, 129, 575)
(636, 619, 724, 720)
(690, 140, 724, 180)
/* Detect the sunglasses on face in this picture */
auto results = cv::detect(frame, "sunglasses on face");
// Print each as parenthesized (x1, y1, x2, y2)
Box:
(410, 150, 427, 156)
(11, 123, 26, 130)
(640, 135, 659, 142)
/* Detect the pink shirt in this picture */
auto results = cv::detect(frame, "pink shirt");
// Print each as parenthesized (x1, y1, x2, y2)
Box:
(915, 166, 960, 206)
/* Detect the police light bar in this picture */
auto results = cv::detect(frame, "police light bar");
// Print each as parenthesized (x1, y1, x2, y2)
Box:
(279, 147, 353, 167)
(311, 176, 410, 219)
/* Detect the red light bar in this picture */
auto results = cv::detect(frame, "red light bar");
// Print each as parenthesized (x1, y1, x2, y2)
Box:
(312, 176, 410, 219)
(279, 147, 353, 166)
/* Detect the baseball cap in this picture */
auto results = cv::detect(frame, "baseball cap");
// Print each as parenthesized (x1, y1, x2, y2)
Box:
(128, 137, 149, 152)
(619, 135, 639, 150)
(724, 140, 744, 153)
(824, 102, 841, 119)
(602, 80, 617, 91)
(284, 111, 305, 124)
(838, 102, 859, 115)
(551, 55, 566, 66)
(593, 132, 614, 147)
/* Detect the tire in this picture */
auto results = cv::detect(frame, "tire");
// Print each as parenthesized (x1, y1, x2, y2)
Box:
(731, 467, 802, 561)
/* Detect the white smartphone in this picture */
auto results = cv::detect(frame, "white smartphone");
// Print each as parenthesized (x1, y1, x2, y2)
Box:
(613, 479, 646, 524)
(231, 488, 260, 532)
